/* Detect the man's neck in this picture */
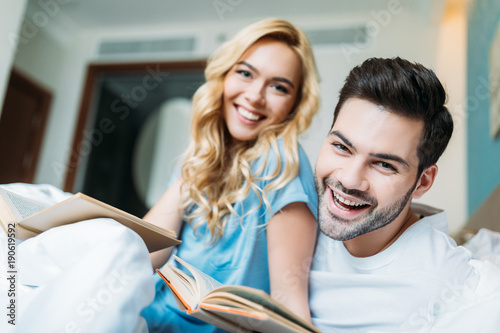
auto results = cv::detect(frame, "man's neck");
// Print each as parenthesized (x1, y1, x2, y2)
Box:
(343, 208, 420, 258)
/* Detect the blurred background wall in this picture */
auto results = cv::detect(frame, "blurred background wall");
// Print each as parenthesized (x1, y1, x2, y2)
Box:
(1, 0, 496, 235)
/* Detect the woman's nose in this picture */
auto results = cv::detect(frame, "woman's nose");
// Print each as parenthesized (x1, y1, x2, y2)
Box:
(245, 81, 265, 106)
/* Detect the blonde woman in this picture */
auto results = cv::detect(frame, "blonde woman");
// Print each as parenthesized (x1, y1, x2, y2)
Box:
(142, 18, 320, 332)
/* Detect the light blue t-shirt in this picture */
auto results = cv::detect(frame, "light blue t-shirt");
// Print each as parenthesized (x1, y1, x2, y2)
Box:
(142, 138, 318, 333)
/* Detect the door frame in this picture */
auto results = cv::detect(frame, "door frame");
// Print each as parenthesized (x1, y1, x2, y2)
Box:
(63, 60, 206, 192)
(0, 68, 52, 183)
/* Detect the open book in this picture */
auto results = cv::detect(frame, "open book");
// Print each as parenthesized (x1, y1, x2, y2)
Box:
(157, 255, 321, 333)
(0, 187, 180, 252)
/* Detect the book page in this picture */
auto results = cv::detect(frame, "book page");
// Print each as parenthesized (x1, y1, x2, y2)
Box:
(173, 256, 223, 299)
(17, 193, 180, 252)
(201, 303, 317, 333)
(157, 265, 197, 309)
(201, 295, 268, 319)
(189, 307, 254, 333)
(212, 286, 319, 332)
(170, 265, 197, 297)
(0, 188, 49, 221)
(201, 291, 321, 333)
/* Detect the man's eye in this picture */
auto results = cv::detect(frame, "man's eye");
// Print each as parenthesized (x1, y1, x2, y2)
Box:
(377, 162, 397, 172)
(333, 143, 349, 152)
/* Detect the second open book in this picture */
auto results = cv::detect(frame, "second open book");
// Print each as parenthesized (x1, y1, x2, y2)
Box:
(157, 255, 321, 333)
(0, 187, 180, 252)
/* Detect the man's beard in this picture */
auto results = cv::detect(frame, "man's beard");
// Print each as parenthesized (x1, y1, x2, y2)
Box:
(315, 177, 416, 241)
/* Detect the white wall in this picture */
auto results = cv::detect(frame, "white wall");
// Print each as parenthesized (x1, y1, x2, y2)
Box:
(11, 4, 468, 232)
(13, 26, 94, 187)
(425, 4, 467, 235)
(296, 10, 441, 166)
(297, 10, 469, 234)
(0, 0, 28, 112)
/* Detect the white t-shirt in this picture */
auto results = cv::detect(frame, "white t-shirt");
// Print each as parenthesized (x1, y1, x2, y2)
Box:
(309, 204, 500, 332)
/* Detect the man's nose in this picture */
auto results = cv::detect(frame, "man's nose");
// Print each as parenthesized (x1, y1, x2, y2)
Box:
(336, 160, 369, 192)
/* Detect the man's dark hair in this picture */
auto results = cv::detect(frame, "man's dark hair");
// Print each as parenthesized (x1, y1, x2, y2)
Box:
(332, 57, 454, 176)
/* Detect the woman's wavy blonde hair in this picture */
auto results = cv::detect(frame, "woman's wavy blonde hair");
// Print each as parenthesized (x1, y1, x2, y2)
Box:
(179, 18, 320, 240)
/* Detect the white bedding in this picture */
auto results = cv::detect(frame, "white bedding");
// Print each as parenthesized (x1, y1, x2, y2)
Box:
(463, 228, 500, 267)
(0, 183, 155, 333)
(1, 183, 500, 332)
(413, 258, 500, 332)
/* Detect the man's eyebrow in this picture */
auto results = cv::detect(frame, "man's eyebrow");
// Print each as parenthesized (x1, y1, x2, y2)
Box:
(330, 130, 411, 169)
(236, 61, 295, 89)
(370, 153, 410, 169)
(330, 131, 356, 152)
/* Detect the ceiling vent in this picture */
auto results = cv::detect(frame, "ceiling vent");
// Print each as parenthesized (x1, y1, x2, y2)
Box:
(95, 25, 366, 59)
(97, 36, 196, 56)
(305, 25, 368, 46)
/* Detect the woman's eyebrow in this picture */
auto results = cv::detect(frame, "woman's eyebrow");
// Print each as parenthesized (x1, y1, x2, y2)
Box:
(236, 61, 295, 89)
(237, 61, 258, 73)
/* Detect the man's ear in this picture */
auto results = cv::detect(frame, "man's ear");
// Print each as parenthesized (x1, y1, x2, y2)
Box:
(412, 164, 438, 199)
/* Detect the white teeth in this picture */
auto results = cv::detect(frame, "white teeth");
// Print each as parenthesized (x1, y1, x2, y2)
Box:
(237, 106, 260, 121)
(334, 192, 363, 207)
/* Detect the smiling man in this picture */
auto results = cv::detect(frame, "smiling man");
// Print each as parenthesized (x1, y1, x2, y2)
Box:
(315, 97, 431, 258)
(309, 57, 500, 332)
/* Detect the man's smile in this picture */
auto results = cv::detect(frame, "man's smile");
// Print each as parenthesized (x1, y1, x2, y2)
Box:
(332, 191, 370, 211)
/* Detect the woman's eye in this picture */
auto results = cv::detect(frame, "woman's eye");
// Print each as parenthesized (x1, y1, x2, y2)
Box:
(271, 83, 289, 94)
(236, 70, 251, 78)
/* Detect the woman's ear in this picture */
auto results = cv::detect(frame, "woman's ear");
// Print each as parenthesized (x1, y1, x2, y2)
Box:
(412, 164, 438, 199)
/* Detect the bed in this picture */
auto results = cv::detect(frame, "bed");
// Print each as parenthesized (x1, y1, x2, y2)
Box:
(455, 184, 500, 266)
(1, 182, 499, 332)
(0, 183, 154, 333)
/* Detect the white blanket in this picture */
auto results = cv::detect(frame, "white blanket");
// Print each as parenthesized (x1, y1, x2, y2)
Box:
(463, 228, 500, 267)
(2, 183, 500, 332)
(0, 183, 155, 333)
